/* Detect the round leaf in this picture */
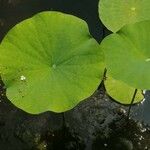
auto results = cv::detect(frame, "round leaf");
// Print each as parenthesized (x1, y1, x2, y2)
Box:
(105, 74, 143, 104)
(99, 0, 150, 32)
(101, 20, 150, 90)
(0, 11, 104, 114)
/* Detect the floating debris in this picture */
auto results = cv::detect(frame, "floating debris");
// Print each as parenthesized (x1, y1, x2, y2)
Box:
(140, 98, 146, 104)
(140, 128, 147, 133)
(116, 107, 126, 115)
(143, 90, 146, 94)
(20, 75, 26, 81)
(139, 135, 144, 141)
(0, 19, 4, 27)
(144, 146, 148, 150)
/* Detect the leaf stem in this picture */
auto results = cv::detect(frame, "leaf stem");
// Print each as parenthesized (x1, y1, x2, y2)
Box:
(127, 89, 137, 119)
(103, 68, 107, 80)
(102, 26, 106, 39)
(62, 112, 66, 128)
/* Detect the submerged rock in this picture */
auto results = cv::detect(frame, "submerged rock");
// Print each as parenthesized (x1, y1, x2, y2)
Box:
(65, 88, 150, 150)
(1, 78, 150, 150)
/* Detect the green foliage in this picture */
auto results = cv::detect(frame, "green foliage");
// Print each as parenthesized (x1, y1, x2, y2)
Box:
(105, 74, 143, 104)
(101, 20, 150, 90)
(0, 0, 149, 113)
(99, 0, 150, 32)
(0, 11, 104, 113)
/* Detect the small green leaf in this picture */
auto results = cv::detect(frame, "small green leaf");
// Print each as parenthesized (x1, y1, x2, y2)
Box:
(105, 74, 143, 104)
(101, 20, 150, 90)
(0, 11, 104, 114)
(99, 0, 150, 32)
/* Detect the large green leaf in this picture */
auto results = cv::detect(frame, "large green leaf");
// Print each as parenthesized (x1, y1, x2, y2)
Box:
(99, 0, 150, 32)
(101, 20, 150, 90)
(0, 11, 104, 114)
(105, 74, 143, 104)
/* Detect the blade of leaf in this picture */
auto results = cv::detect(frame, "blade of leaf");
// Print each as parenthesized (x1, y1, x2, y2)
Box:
(101, 20, 150, 90)
(105, 74, 143, 104)
(0, 11, 104, 114)
(99, 0, 150, 32)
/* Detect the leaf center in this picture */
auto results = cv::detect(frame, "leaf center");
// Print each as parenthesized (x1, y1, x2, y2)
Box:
(52, 64, 57, 69)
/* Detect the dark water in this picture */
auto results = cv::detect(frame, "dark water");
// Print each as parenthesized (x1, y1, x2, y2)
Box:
(133, 91, 150, 125)
(0, 0, 103, 42)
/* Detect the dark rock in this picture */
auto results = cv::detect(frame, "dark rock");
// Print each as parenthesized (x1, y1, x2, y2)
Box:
(65, 88, 150, 150)
(0, 79, 64, 150)
(64, 89, 122, 149)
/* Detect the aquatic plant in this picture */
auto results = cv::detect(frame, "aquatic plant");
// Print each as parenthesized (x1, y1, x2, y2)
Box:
(99, 0, 150, 32)
(0, 0, 150, 113)
(99, 0, 150, 104)
(0, 12, 104, 113)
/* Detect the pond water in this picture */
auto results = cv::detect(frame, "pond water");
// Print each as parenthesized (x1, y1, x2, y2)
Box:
(133, 91, 150, 125)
